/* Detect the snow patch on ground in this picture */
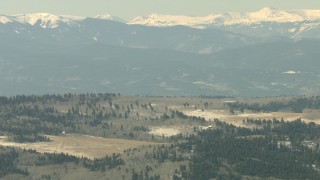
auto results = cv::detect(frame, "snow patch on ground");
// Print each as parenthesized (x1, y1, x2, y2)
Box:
(283, 70, 301, 74)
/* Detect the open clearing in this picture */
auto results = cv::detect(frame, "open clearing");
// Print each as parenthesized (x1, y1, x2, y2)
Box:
(0, 134, 158, 159)
(183, 109, 320, 126)
(149, 126, 181, 137)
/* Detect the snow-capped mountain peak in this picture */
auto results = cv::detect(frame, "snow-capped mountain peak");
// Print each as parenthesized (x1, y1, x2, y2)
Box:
(248, 7, 303, 22)
(129, 7, 320, 28)
(251, 7, 279, 17)
(94, 14, 126, 23)
(0, 13, 127, 28)
(2, 13, 86, 28)
(129, 13, 216, 28)
(14, 13, 62, 28)
(0, 15, 13, 24)
(94, 14, 113, 20)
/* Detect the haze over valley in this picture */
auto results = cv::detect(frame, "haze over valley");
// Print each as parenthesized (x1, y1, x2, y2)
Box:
(1, 7, 320, 96)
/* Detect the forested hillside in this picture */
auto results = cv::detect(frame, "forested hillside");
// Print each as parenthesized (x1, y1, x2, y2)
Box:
(0, 94, 320, 179)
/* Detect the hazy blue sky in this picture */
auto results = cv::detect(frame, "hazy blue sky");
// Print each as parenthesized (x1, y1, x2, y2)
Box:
(1, 0, 320, 20)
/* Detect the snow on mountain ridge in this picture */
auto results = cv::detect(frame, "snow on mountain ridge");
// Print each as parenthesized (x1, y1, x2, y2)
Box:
(2, 8, 320, 29)
(129, 13, 218, 28)
(0, 15, 13, 24)
(129, 7, 320, 27)
(248, 7, 303, 22)
(0, 13, 122, 28)
(94, 14, 113, 20)
(293, 9, 320, 20)
(94, 14, 126, 23)
(14, 13, 66, 28)
(0, 13, 86, 28)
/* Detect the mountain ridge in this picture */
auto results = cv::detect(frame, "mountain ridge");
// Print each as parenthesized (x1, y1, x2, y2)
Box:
(129, 7, 320, 28)
(0, 8, 320, 96)
(2, 7, 320, 29)
(0, 13, 124, 28)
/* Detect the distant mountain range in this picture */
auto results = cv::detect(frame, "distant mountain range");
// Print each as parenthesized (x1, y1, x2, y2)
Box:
(130, 7, 320, 26)
(0, 8, 320, 96)
(130, 7, 320, 40)
(1, 7, 320, 40)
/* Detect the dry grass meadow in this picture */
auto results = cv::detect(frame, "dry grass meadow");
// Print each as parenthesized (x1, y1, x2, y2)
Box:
(0, 134, 159, 159)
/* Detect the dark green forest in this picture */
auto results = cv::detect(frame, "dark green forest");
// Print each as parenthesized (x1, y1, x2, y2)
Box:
(226, 96, 320, 113)
(181, 119, 320, 179)
(1, 94, 320, 179)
